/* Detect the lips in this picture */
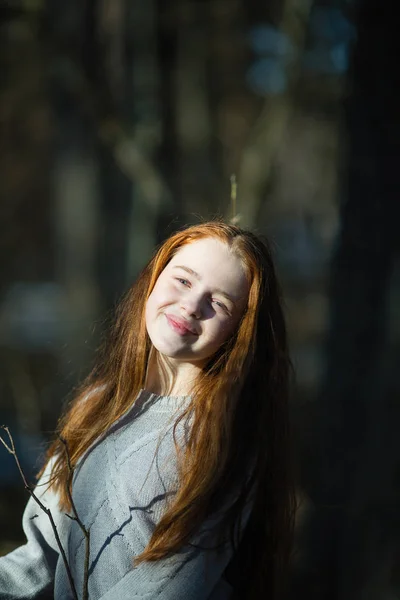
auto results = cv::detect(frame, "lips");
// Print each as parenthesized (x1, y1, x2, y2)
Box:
(165, 314, 197, 335)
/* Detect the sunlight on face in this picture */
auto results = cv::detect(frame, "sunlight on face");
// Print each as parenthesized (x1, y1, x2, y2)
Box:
(145, 237, 249, 367)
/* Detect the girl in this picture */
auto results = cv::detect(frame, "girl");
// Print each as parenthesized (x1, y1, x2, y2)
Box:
(0, 221, 295, 600)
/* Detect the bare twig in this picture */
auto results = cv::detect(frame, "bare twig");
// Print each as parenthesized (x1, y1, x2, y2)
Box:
(229, 174, 242, 225)
(0, 425, 79, 600)
(59, 436, 91, 600)
(230, 174, 237, 222)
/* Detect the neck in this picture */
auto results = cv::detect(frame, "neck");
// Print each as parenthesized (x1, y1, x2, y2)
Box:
(145, 348, 201, 396)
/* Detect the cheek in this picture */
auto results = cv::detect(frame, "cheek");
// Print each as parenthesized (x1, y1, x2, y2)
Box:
(146, 280, 175, 316)
(213, 311, 243, 345)
(209, 318, 236, 347)
(145, 295, 152, 318)
(145, 284, 161, 323)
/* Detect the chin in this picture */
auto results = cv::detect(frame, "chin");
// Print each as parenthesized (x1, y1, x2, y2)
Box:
(150, 338, 186, 359)
(152, 343, 201, 364)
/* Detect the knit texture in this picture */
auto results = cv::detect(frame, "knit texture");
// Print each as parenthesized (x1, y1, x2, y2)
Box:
(0, 390, 240, 600)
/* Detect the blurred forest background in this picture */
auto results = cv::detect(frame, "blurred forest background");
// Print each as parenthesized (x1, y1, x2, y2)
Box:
(1, 0, 399, 598)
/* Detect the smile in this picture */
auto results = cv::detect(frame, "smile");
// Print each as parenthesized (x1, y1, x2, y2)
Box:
(165, 314, 197, 336)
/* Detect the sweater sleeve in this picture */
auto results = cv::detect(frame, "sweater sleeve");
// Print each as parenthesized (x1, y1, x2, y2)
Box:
(98, 545, 232, 600)
(0, 459, 66, 600)
(98, 501, 252, 600)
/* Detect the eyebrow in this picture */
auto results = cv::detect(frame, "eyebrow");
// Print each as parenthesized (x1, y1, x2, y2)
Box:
(173, 265, 237, 304)
(174, 265, 201, 279)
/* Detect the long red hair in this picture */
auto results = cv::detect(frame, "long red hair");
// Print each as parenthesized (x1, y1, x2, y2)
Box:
(43, 221, 296, 599)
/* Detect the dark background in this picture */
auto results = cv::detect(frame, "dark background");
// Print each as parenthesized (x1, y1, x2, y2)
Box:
(1, 0, 399, 598)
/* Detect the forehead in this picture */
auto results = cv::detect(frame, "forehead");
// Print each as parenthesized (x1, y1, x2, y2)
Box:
(167, 237, 249, 296)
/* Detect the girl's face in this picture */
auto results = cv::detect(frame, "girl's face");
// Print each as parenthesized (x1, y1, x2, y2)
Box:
(145, 237, 249, 367)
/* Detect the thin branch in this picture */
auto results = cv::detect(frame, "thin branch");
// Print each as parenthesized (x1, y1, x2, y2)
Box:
(230, 174, 237, 222)
(229, 174, 241, 225)
(0, 426, 79, 600)
(59, 435, 91, 600)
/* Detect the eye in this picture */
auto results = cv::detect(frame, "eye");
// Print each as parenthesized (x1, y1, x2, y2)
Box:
(176, 278, 190, 287)
(212, 299, 228, 312)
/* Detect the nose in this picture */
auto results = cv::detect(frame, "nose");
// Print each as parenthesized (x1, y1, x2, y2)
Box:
(181, 292, 203, 319)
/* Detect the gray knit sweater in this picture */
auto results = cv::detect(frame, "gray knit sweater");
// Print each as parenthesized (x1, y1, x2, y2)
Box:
(0, 390, 248, 600)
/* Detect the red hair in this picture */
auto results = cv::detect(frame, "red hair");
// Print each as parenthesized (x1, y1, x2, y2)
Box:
(43, 221, 295, 599)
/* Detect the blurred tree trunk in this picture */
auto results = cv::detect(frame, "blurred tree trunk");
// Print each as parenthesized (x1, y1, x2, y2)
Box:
(173, 0, 215, 220)
(237, 0, 313, 228)
(52, 123, 100, 388)
(293, 1, 400, 598)
(98, 0, 173, 297)
(89, 0, 132, 311)
(208, 0, 250, 213)
(155, 2, 182, 239)
(49, 1, 100, 392)
(124, 0, 163, 281)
